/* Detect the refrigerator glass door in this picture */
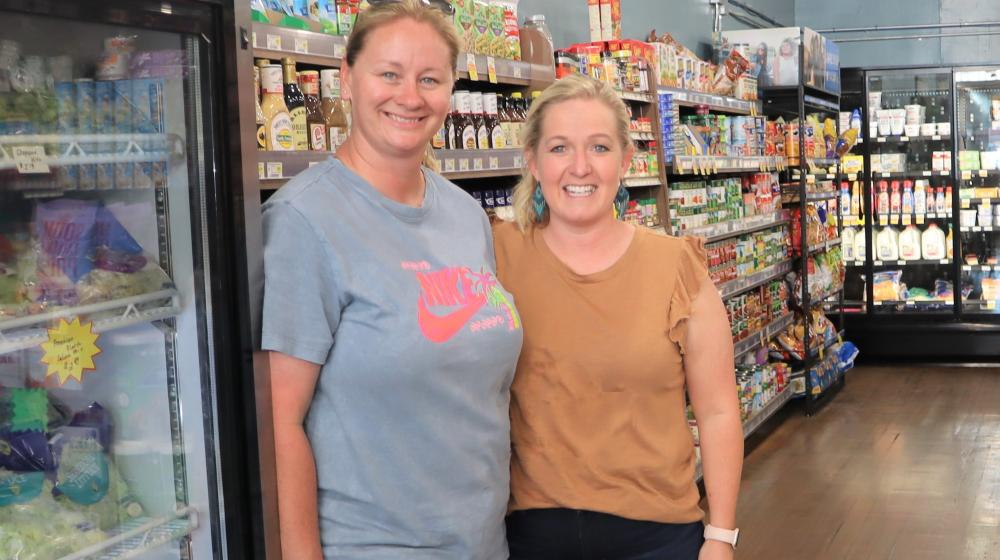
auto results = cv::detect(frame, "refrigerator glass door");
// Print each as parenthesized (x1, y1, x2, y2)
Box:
(0, 8, 224, 559)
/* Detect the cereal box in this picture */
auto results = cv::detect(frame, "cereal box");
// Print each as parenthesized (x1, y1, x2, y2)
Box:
(453, 0, 476, 53)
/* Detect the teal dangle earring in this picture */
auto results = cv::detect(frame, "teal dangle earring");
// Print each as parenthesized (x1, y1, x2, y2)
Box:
(614, 182, 629, 220)
(533, 183, 547, 222)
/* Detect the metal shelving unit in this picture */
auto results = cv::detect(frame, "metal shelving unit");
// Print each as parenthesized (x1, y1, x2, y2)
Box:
(59, 507, 198, 560)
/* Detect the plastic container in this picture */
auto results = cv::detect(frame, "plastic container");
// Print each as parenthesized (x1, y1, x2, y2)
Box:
(519, 15, 554, 66)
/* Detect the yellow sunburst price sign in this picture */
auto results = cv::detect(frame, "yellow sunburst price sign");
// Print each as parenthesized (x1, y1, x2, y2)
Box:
(39, 317, 101, 385)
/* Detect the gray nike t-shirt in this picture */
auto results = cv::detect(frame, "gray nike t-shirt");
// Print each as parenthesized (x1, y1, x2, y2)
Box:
(261, 158, 522, 559)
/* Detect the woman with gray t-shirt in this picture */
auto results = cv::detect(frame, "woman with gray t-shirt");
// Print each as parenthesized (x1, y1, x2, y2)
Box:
(260, 2, 522, 558)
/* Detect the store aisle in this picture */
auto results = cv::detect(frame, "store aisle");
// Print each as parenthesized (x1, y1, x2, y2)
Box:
(727, 366, 1000, 560)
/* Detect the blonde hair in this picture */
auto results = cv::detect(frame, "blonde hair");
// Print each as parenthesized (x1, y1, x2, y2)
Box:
(345, 0, 461, 172)
(512, 75, 635, 230)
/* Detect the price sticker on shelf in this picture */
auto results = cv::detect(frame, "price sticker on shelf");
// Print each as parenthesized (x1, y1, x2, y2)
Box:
(988, 301, 997, 310)
(879, 216, 888, 226)
(962, 171, 972, 180)
(512, 64, 523, 79)
(266, 34, 281, 50)
(443, 158, 455, 173)
(940, 170, 950, 176)
(257, 162, 265, 179)
(40, 317, 101, 386)
(12, 146, 49, 174)
(932, 135, 942, 140)
(916, 215, 925, 224)
(459, 158, 470, 172)
(922, 171, 932, 177)
(333, 43, 346, 59)
(265, 162, 283, 179)
(877, 137, 886, 143)
(466, 53, 479, 81)
(901, 136, 909, 142)
(874, 260, 883, 266)
(940, 259, 950, 265)
(486, 56, 498, 84)
(847, 173, 857, 181)
(902, 215, 912, 225)
(980, 170, 989, 178)
(252, 31, 258, 47)
(962, 199, 971, 209)
(294, 38, 309, 54)
(488, 156, 499, 170)
(963, 265, 973, 271)
(974, 226, 982, 232)
(473, 158, 483, 171)
(897, 260, 906, 266)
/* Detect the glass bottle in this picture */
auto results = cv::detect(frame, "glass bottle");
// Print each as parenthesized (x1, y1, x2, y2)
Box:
(485, 93, 505, 149)
(320, 69, 349, 151)
(260, 65, 293, 151)
(471, 92, 489, 150)
(281, 57, 308, 151)
(446, 94, 459, 150)
(298, 70, 326, 151)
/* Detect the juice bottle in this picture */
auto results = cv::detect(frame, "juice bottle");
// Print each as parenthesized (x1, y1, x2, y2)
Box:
(456, 91, 476, 150)
(254, 60, 268, 150)
(935, 187, 946, 214)
(944, 185, 953, 214)
(890, 181, 901, 215)
(282, 58, 308, 150)
(877, 181, 890, 216)
(260, 65, 294, 151)
(914, 179, 927, 215)
(298, 70, 326, 151)
(320, 69, 349, 151)
(902, 180, 913, 215)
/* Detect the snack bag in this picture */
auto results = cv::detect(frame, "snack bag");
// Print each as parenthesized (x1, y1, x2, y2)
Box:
(488, 3, 506, 57)
(711, 49, 751, 96)
(873, 270, 902, 302)
(453, 0, 476, 53)
(29, 199, 101, 307)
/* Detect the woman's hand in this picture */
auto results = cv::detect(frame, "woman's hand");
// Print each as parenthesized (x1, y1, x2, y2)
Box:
(699, 539, 735, 560)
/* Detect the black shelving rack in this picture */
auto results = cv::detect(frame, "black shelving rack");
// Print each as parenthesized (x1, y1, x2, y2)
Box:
(761, 45, 846, 414)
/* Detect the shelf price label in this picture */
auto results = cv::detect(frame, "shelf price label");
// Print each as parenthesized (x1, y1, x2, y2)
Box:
(922, 171, 932, 177)
(488, 156, 499, 170)
(988, 301, 997, 310)
(333, 43, 346, 59)
(879, 216, 888, 226)
(443, 158, 455, 172)
(466, 54, 479, 81)
(962, 171, 972, 180)
(266, 34, 281, 50)
(916, 215, 925, 224)
(486, 56, 498, 84)
(265, 162, 283, 179)
(980, 170, 989, 178)
(40, 317, 101, 386)
(473, 158, 483, 171)
(902, 215, 911, 225)
(294, 38, 308, 54)
(961, 199, 971, 209)
(459, 158, 470, 172)
(13, 146, 49, 174)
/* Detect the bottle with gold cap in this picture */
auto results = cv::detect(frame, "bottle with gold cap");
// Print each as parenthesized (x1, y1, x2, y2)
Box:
(281, 57, 308, 150)
(509, 92, 524, 148)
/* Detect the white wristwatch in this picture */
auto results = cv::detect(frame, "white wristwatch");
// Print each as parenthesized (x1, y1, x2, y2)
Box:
(704, 524, 740, 549)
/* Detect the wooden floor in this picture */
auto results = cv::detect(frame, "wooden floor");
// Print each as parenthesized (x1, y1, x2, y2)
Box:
(716, 365, 1000, 560)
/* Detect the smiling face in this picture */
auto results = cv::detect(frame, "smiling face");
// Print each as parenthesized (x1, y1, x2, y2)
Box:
(341, 18, 454, 160)
(527, 97, 634, 230)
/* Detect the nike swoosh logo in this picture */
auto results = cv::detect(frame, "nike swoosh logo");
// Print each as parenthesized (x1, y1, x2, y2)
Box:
(417, 293, 487, 343)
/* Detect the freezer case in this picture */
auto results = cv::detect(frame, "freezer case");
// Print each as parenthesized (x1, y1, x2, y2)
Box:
(0, 3, 238, 558)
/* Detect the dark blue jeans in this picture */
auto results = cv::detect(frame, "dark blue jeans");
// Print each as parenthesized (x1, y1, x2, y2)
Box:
(506, 508, 704, 560)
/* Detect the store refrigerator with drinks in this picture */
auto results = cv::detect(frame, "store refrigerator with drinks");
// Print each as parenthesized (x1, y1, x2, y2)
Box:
(0, 0, 268, 558)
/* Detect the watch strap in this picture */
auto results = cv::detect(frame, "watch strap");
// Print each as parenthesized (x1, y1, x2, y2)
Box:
(704, 524, 739, 548)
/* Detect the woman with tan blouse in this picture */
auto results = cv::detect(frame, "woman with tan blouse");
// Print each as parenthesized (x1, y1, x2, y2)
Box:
(494, 74, 744, 559)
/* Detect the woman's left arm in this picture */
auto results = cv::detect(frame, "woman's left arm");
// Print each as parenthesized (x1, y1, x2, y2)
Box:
(685, 275, 743, 556)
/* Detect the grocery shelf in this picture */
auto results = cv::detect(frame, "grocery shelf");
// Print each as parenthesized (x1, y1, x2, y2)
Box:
(962, 300, 1000, 312)
(624, 176, 661, 188)
(867, 258, 952, 267)
(619, 90, 656, 103)
(789, 173, 839, 182)
(658, 86, 760, 115)
(807, 330, 844, 359)
(250, 22, 554, 87)
(743, 387, 794, 439)
(437, 148, 524, 180)
(873, 299, 953, 311)
(807, 238, 842, 255)
(782, 189, 838, 203)
(717, 259, 794, 300)
(669, 155, 786, 175)
(962, 264, 1000, 272)
(258, 151, 333, 189)
(873, 170, 951, 178)
(60, 506, 198, 560)
(0, 133, 175, 171)
(872, 134, 950, 144)
(630, 131, 656, 141)
(251, 22, 347, 65)
(961, 225, 999, 233)
(733, 313, 795, 361)
(676, 211, 787, 243)
(961, 197, 1000, 207)
(810, 285, 844, 305)
(0, 289, 181, 355)
(959, 169, 1000, 179)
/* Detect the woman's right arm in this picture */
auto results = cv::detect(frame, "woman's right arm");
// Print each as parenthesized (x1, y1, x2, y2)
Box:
(270, 351, 324, 560)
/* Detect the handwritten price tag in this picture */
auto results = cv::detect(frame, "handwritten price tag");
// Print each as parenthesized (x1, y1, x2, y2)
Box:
(13, 146, 49, 174)
(40, 318, 101, 386)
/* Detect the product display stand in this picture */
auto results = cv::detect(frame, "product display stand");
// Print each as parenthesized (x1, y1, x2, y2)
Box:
(762, 43, 846, 415)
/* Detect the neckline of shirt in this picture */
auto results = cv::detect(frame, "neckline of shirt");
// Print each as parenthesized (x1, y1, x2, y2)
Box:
(532, 224, 645, 284)
(331, 157, 436, 223)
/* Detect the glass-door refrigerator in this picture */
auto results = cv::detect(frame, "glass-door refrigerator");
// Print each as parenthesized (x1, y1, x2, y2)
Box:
(864, 68, 955, 315)
(955, 67, 1000, 314)
(0, 0, 264, 558)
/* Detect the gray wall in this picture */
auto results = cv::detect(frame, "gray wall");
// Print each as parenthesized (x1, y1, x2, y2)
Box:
(794, 0, 1000, 68)
(519, 0, 795, 59)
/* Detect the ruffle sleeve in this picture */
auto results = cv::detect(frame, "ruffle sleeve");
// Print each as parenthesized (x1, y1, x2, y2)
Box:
(667, 236, 712, 355)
